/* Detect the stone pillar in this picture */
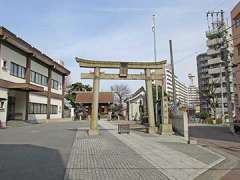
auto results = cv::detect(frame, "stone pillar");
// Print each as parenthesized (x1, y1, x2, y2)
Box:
(159, 95, 173, 135)
(25, 55, 31, 121)
(88, 67, 100, 135)
(62, 75, 65, 118)
(145, 69, 156, 134)
(47, 67, 52, 120)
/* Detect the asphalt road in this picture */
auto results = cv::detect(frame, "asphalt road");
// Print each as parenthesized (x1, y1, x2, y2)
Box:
(190, 125, 240, 180)
(0, 121, 85, 180)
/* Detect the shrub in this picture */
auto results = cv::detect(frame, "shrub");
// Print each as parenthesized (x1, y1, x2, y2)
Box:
(200, 111, 209, 120)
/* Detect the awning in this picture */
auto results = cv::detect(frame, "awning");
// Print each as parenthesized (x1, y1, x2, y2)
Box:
(8, 83, 44, 92)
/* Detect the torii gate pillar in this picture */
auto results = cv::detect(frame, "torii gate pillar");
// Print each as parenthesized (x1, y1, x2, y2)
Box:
(88, 67, 100, 135)
(145, 68, 157, 134)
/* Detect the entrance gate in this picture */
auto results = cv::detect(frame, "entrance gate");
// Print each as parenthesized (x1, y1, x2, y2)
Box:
(76, 58, 172, 135)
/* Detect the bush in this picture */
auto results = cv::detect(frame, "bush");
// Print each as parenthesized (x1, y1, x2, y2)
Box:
(200, 111, 209, 120)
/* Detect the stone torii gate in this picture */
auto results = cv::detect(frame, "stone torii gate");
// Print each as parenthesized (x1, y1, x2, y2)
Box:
(76, 57, 170, 135)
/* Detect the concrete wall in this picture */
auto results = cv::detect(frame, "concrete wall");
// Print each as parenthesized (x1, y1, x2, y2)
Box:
(172, 111, 189, 142)
(0, 87, 8, 127)
(50, 98, 62, 119)
(0, 44, 26, 83)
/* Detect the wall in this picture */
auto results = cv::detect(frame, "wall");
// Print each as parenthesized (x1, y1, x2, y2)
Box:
(28, 93, 47, 120)
(0, 87, 8, 127)
(0, 44, 26, 83)
(172, 110, 189, 142)
(231, 2, 240, 110)
(50, 98, 62, 119)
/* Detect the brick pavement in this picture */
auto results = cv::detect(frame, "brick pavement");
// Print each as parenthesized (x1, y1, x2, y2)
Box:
(65, 120, 225, 180)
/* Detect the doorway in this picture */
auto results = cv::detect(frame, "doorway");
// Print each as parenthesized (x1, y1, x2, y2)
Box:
(7, 96, 16, 121)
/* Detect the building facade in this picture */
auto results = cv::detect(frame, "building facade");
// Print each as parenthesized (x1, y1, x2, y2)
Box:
(197, 17, 234, 119)
(125, 87, 146, 121)
(164, 64, 188, 106)
(231, 2, 240, 112)
(0, 27, 70, 127)
(75, 92, 113, 117)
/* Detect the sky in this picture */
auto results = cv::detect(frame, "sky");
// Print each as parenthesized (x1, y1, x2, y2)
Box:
(1, 0, 239, 92)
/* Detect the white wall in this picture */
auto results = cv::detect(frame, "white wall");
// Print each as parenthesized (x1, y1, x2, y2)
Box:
(0, 44, 26, 83)
(28, 93, 47, 120)
(0, 88, 8, 127)
(30, 60, 48, 91)
(50, 98, 62, 119)
(51, 71, 63, 95)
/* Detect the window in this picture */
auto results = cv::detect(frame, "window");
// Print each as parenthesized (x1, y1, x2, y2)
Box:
(1, 59, 7, 70)
(0, 101, 4, 109)
(10, 62, 25, 79)
(238, 45, 240, 56)
(51, 105, 58, 114)
(236, 16, 240, 28)
(28, 103, 47, 114)
(31, 71, 48, 86)
(52, 79, 59, 90)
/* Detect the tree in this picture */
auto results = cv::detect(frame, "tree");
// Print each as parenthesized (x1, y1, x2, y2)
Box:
(202, 79, 219, 119)
(111, 84, 130, 114)
(111, 84, 130, 105)
(65, 82, 92, 108)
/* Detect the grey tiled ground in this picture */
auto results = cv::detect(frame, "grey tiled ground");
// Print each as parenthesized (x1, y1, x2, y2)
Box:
(160, 143, 221, 165)
(64, 130, 169, 180)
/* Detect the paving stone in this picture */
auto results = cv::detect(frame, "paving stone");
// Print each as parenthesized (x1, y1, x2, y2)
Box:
(65, 129, 169, 180)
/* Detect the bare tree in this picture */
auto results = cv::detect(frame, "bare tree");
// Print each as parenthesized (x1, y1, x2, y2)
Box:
(111, 84, 130, 107)
(202, 79, 219, 119)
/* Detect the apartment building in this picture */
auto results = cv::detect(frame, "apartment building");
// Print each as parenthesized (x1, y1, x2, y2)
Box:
(186, 74, 200, 114)
(231, 2, 240, 112)
(163, 64, 188, 106)
(0, 27, 70, 127)
(197, 16, 234, 119)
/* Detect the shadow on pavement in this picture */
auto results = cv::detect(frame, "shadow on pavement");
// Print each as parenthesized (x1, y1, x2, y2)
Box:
(190, 126, 240, 143)
(0, 144, 65, 180)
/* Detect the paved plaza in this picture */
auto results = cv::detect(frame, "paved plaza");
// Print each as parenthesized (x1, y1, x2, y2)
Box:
(0, 120, 235, 180)
(65, 120, 225, 180)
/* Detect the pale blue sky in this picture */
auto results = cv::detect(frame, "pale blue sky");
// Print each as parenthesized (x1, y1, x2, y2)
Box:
(1, 0, 239, 92)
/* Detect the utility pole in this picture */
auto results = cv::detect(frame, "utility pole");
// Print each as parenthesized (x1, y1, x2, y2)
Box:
(219, 62, 225, 121)
(152, 14, 159, 125)
(169, 40, 176, 107)
(219, 10, 234, 133)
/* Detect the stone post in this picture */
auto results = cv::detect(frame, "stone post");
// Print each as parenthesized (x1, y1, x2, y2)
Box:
(88, 67, 100, 135)
(159, 95, 173, 135)
(145, 69, 156, 134)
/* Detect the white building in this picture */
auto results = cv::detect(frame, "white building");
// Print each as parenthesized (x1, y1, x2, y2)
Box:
(0, 27, 70, 127)
(187, 74, 200, 112)
(125, 87, 146, 121)
(164, 64, 188, 106)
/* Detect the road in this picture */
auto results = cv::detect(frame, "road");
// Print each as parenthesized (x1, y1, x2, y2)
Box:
(0, 121, 84, 180)
(190, 125, 240, 180)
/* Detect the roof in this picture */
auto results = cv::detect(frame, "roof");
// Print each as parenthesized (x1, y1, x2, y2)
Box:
(75, 92, 113, 104)
(125, 86, 145, 102)
(0, 26, 70, 76)
(0, 79, 44, 92)
(76, 57, 166, 69)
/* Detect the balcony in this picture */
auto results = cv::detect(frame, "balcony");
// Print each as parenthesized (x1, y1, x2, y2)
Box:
(207, 48, 221, 56)
(208, 57, 222, 65)
(207, 38, 223, 47)
(208, 67, 224, 74)
(206, 30, 223, 39)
